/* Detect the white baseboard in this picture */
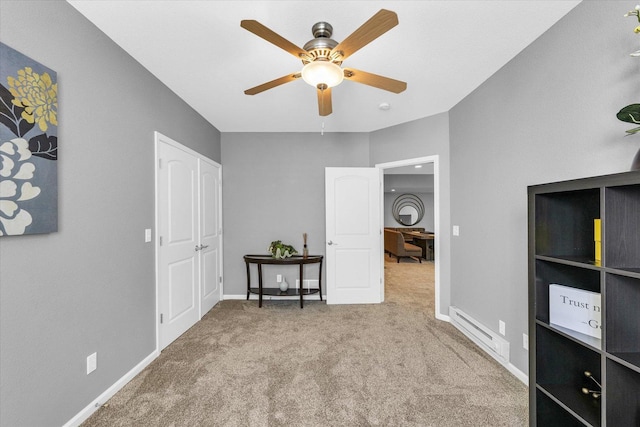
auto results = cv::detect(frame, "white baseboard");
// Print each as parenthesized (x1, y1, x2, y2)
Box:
(63, 349, 159, 427)
(435, 313, 450, 322)
(223, 294, 249, 300)
(507, 363, 529, 386)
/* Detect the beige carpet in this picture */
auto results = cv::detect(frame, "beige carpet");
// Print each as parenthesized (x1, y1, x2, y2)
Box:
(83, 257, 528, 426)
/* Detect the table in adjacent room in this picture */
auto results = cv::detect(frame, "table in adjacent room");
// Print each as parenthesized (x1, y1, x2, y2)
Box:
(404, 232, 435, 260)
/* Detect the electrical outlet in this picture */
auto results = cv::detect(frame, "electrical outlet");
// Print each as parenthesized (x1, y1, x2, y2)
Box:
(276, 274, 282, 283)
(523, 333, 529, 350)
(499, 320, 506, 336)
(452, 225, 460, 236)
(87, 352, 97, 375)
(145, 228, 152, 242)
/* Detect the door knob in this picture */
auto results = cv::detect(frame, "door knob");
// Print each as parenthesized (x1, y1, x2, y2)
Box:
(327, 240, 338, 245)
(195, 244, 209, 252)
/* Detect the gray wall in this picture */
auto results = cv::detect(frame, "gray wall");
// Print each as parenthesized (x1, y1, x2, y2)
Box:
(0, 1, 221, 426)
(221, 132, 369, 295)
(449, 0, 637, 373)
(370, 112, 451, 313)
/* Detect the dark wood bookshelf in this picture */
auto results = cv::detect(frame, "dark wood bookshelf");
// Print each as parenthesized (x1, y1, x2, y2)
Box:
(528, 171, 640, 426)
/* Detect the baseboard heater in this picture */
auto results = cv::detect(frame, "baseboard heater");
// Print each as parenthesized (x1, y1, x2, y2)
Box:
(449, 306, 510, 364)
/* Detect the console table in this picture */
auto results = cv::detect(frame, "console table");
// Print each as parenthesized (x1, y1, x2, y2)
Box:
(243, 254, 323, 308)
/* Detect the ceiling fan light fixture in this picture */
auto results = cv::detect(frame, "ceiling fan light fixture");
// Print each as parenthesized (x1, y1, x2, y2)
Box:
(301, 61, 344, 89)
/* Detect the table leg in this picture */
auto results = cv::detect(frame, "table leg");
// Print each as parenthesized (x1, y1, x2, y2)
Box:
(245, 261, 250, 300)
(318, 258, 323, 301)
(258, 264, 263, 308)
(299, 263, 304, 309)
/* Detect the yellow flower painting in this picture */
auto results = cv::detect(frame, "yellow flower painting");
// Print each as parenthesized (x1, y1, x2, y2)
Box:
(7, 66, 58, 132)
(0, 42, 58, 236)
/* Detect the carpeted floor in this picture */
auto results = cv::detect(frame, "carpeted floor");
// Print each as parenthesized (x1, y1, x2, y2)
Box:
(83, 257, 528, 426)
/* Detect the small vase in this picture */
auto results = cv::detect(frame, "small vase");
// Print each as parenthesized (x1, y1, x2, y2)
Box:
(279, 278, 288, 292)
(632, 147, 640, 171)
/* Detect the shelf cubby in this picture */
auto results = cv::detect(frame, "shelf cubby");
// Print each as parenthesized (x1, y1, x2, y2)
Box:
(534, 260, 600, 325)
(605, 273, 640, 368)
(535, 325, 601, 427)
(534, 188, 600, 264)
(535, 389, 586, 427)
(606, 359, 640, 426)
(605, 185, 640, 271)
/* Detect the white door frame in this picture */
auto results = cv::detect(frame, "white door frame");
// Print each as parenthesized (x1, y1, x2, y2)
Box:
(154, 131, 223, 351)
(375, 155, 442, 320)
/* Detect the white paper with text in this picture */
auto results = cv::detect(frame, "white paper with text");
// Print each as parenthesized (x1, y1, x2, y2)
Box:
(549, 284, 601, 339)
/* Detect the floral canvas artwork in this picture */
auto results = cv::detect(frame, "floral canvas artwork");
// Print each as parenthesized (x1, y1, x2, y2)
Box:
(0, 42, 58, 236)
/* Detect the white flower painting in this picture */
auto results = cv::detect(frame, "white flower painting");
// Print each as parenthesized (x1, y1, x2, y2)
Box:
(0, 138, 41, 235)
(0, 42, 58, 236)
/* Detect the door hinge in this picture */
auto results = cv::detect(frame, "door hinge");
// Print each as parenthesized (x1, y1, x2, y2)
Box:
(160, 313, 164, 324)
(159, 236, 163, 246)
(219, 276, 222, 283)
(158, 158, 162, 169)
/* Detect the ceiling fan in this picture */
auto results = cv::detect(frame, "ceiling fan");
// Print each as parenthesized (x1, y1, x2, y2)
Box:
(241, 9, 407, 116)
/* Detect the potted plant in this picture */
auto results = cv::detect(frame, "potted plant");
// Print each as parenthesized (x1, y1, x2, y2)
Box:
(268, 240, 297, 259)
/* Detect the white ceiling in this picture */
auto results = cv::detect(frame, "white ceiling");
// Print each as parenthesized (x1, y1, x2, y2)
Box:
(385, 163, 434, 175)
(384, 173, 434, 194)
(67, 0, 581, 133)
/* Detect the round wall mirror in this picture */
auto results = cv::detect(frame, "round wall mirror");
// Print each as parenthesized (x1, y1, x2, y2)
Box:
(392, 194, 425, 226)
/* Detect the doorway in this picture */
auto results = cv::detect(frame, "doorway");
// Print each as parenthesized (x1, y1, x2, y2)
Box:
(376, 156, 441, 319)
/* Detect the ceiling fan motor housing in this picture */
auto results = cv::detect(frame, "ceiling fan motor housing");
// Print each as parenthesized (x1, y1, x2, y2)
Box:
(303, 22, 341, 64)
(311, 21, 332, 38)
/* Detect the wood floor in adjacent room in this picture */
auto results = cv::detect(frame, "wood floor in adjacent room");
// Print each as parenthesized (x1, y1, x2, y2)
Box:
(83, 257, 528, 426)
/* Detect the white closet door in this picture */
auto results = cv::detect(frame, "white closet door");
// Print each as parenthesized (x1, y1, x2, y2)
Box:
(157, 138, 199, 349)
(199, 158, 222, 315)
(156, 132, 223, 351)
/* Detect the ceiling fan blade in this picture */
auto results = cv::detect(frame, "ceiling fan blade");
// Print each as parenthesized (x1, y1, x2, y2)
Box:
(343, 68, 406, 93)
(331, 9, 398, 61)
(244, 73, 301, 95)
(317, 87, 332, 116)
(241, 20, 310, 61)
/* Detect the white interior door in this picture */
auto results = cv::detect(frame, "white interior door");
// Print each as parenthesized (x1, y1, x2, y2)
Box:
(199, 158, 222, 314)
(157, 139, 199, 349)
(325, 167, 382, 304)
